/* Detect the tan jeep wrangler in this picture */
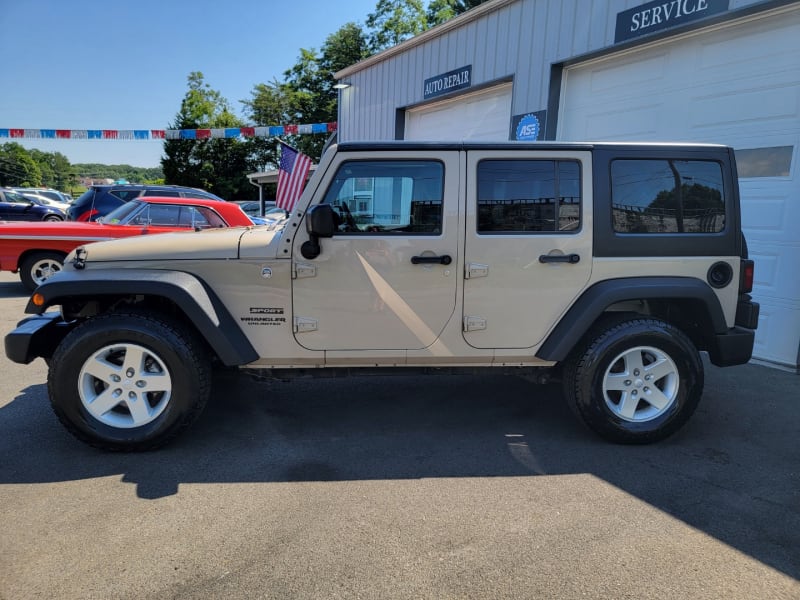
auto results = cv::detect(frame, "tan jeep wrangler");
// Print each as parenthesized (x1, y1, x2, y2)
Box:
(5, 141, 759, 450)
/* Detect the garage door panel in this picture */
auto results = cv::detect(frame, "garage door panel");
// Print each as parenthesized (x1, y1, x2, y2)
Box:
(586, 54, 668, 94)
(699, 20, 800, 72)
(576, 103, 663, 139)
(405, 84, 512, 141)
(689, 85, 800, 129)
(740, 186, 796, 241)
(750, 242, 800, 294)
(753, 305, 800, 366)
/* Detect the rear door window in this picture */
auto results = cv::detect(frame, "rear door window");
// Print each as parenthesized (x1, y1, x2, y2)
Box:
(477, 160, 581, 233)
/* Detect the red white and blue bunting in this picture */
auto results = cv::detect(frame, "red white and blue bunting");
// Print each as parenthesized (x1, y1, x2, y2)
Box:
(0, 123, 337, 141)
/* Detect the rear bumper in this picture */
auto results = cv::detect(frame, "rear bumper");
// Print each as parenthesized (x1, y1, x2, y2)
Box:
(4, 312, 69, 364)
(706, 297, 760, 367)
(708, 325, 756, 367)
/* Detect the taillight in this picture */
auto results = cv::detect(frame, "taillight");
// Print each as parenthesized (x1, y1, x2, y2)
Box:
(740, 259, 754, 294)
(76, 209, 99, 222)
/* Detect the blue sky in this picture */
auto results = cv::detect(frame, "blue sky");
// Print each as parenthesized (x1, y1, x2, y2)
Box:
(0, 0, 378, 167)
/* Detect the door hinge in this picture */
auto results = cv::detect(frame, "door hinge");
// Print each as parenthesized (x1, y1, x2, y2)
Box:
(293, 317, 318, 333)
(465, 262, 489, 279)
(292, 262, 317, 279)
(463, 316, 487, 332)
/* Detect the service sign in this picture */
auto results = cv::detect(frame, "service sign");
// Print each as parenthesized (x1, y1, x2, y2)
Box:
(615, 0, 729, 43)
(423, 65, 472, 100)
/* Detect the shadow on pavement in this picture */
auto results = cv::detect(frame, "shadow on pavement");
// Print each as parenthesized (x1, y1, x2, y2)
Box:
(0, 361, 797, 579)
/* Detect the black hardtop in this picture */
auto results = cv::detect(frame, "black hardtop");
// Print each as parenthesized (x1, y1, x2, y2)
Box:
(335, 140, 731, 153)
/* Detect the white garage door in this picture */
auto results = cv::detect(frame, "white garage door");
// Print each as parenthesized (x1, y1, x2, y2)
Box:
(559, 6, 800, 370)
(405, 83, 512, 141)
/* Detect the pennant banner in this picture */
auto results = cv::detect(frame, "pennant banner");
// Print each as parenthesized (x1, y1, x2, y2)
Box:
(0, 123, 337, 141)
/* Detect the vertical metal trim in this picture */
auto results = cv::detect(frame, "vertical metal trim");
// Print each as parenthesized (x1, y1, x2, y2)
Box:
(395, 108, 406, 140)
(546, 63, 563, 141)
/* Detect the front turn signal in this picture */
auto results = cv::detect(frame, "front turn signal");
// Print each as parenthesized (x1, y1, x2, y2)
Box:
(32, 293, 45, 307)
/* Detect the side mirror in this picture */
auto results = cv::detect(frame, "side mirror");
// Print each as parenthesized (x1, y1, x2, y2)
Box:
(302, 204, 336, 260)
(306, 204, 336, 237)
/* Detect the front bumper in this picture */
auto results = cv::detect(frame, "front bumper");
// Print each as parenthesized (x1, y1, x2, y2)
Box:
(4, 312, 70, 364)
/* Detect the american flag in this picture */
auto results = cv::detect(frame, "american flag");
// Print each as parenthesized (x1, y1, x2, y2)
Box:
(276, 142, 313, 212)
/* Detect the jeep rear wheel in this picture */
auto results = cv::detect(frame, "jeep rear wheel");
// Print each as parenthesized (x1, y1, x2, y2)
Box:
(48, 312, 211, 451)
(563, 318, 704, 444)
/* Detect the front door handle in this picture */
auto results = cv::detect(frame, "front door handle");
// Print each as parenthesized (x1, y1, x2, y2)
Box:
(411, 254, 452, 265)
(539, 253, 580, 264)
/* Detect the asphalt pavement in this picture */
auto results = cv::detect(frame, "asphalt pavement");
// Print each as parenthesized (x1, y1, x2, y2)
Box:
(0, 271, 797, 599)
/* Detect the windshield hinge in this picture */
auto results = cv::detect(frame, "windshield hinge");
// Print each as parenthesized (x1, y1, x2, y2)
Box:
(463, 316, 487, 332)
(292, 262, 317, 279)
(293, 317, 318, 333)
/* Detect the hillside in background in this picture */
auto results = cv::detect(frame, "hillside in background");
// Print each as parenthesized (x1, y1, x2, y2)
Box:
(73, 163, 164, 183)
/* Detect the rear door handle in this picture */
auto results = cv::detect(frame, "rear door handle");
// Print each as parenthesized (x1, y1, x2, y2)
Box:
(539, 253, 580, 264)
(411, 254, 452, 265)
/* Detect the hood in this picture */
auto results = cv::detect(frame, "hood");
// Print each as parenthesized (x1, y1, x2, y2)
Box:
(68, 225, 287, 264)
(0, 220, 114, 240)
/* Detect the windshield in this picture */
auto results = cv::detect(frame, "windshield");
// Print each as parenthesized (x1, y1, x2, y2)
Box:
(100, 200, 146, 224)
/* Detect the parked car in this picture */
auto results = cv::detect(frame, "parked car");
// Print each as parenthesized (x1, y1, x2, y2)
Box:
(234, 200, 276, 217)
(11, 187, 73, 209)
(15, 191, 72, 212)
(263, 207, 288, 221)
(0, 188, 66, 221)
(0, 195, 253, 290)
(67, 184, 224, 222)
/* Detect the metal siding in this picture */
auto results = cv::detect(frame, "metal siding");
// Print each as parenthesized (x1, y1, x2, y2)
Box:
(483, 11, 499, 80)
(495, 7, 511, 75)
(557, 0, 574, 58)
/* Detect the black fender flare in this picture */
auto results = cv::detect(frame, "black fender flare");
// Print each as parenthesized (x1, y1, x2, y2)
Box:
(536, 276, 727, 362)
(27, 269, 258, 366)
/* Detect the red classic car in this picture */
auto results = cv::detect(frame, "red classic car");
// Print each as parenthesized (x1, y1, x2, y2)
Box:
(0, 196, 254, 290)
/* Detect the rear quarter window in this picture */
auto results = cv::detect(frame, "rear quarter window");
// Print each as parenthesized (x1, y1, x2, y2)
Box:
(111, 189, 144, 201)
(611, 159, 725, 234)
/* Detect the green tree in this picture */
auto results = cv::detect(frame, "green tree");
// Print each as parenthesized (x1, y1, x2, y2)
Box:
(366, 0, 427, 51)
(162, 72, 255, 199)
(426, 0, 487, 26)
(318, 22, 370, 113)
(292, 24, 370, 159)
(27, 149, 75, 190)
(245, 23, 369, 165)
(0, 143, 43, 187)
(243, 80, 291, 171)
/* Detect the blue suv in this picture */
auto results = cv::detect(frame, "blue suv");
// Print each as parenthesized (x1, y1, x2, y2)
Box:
(68, 184, 223, 221)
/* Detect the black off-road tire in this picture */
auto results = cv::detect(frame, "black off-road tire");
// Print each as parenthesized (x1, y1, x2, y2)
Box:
(20, 251, 65, 291)
(563, 317, 704, 444)
(48, 311, 211, 451)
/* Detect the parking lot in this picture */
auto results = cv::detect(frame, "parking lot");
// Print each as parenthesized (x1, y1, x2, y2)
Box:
(0, 270, 797, 599)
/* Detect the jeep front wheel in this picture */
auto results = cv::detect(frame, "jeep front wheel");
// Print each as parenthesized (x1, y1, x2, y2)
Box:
(563, 318, 704, 444)
(48, 312, 211, 451)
